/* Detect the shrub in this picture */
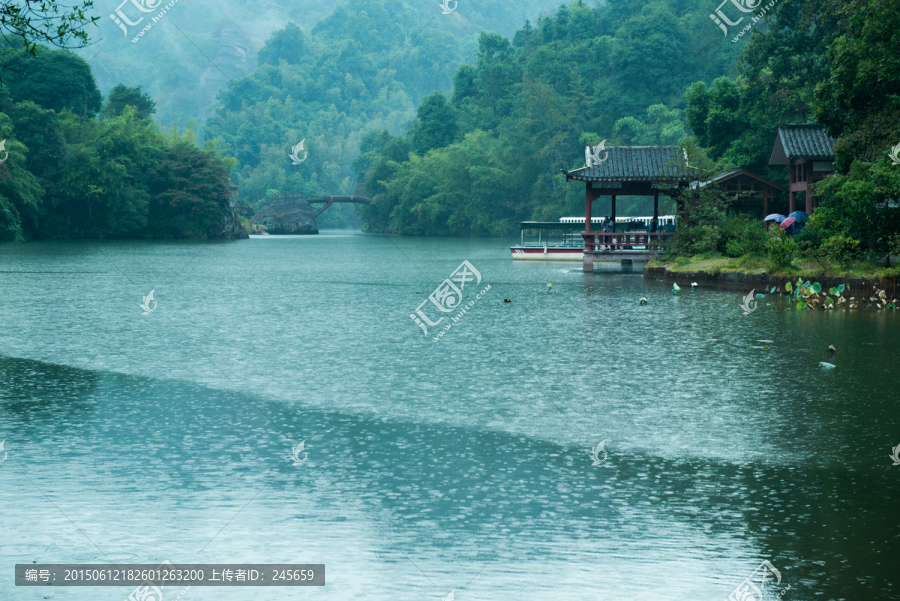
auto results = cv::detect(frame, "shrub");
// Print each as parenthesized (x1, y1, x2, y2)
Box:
(721, 214, 767, 257)
(765, 229, 797, 270)
(795, 225, 825, 262)
(673, 224, 721, 256)
(820, 234, 861, 268)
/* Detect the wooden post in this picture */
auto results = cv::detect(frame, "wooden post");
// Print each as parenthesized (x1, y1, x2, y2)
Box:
(789, 162, 796, 214)
(585, 182, 592, 234)
(653, 194, 659, 232)
(611, 194, 617, 230)
(805, 160, 813, 214)
(584, 182, 593, 272)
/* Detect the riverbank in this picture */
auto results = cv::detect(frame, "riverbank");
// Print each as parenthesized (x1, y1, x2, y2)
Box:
(646, 255, 899, 298)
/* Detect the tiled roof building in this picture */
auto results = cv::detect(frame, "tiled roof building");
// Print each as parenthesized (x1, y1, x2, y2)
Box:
(769, 125, 836, 214)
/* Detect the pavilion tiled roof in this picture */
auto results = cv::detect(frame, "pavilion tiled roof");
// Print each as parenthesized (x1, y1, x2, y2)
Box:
(769, 125, 835, 164)
(565, 146, 697, 183)
(692, 169, 785, 191)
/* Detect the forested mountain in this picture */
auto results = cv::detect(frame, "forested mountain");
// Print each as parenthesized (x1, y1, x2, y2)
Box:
(205, 0, 744, 230)
(203, 0, 595, 227)
(354, 0, 900, 255)
(76, 0, 576, 136)
(354, 0, 743, 235)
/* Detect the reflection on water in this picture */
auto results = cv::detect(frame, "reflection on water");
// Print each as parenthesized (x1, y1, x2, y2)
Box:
(1, 234, 899, 600)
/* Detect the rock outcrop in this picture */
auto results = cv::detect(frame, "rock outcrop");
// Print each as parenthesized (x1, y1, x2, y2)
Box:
(220, 201, 250, 239)
(251, 197, 318, 235)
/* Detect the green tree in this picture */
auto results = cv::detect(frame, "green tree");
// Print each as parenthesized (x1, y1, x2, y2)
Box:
(102, 84, 157, 121)
(411, 92, 457, 156)
(43, 110, 159, 238)
(148, 142, 233, 239)
(0, 113, 44, 240)
(257, 23, 306, 67)
(614, 104, 686, 146)
(2, 47, 101, 116)
(813, 0, 900, 169)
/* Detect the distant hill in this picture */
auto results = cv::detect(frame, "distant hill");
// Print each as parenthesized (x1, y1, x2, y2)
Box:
(76, 0, 573, 134)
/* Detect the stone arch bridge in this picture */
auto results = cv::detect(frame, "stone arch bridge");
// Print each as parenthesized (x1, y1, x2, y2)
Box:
(249, 191, 373, 234)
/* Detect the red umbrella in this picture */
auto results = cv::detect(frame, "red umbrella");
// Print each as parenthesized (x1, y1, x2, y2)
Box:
(779, 216, 796, 229)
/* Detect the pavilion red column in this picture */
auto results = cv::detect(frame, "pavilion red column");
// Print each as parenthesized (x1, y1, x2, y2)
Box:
(652, 194, 659, 232)
(584, 182, 595, 272)
(805, 162, 814, 214)
(585, 182, 592, 234)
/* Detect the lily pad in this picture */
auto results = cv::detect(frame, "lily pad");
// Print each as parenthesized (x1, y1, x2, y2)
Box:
(811, 282, 822, 293)
(829, 287, 838, 296)
(755, 293, 765, 298)
(770, 286, 777, 294)
(838, 284, 845, 294)
(785, 282, 793, 293)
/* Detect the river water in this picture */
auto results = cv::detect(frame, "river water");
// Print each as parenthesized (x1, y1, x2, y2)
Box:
(1, 232, 899, 601)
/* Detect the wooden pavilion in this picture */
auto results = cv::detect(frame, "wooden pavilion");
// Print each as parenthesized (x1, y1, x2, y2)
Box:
(564, 146, 696, 271)
(768, 125, 835, 214)
(691, 169, 786, 219)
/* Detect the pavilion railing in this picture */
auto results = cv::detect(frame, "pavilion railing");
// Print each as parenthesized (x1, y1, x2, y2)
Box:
(581, 231, 675, 253)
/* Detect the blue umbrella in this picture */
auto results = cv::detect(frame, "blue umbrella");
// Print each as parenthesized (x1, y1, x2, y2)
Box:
(764, 213, 786, 222)
(788, 210, 808, 223)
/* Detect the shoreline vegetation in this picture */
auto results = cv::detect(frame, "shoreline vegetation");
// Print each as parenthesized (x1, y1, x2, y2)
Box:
(645, 256, 900, 300)
(648, 253, 900, 280)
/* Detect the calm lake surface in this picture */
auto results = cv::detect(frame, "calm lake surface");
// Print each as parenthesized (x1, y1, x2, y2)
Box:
(1, 231, 899, 601)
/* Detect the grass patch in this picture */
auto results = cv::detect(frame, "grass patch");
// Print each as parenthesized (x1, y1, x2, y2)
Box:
(652, 253, 895, 278)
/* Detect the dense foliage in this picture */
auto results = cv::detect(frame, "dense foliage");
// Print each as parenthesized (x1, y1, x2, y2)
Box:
(353, 0, 742, 235)
(0, 1, 98, 67)
(681, 0, 900, 267)
(203, 0, 480, 218)
(0, 46, 238, 241)
(75, 0, 580, 134)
